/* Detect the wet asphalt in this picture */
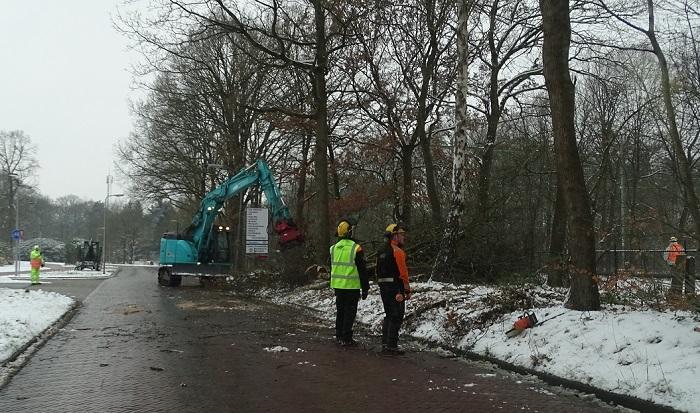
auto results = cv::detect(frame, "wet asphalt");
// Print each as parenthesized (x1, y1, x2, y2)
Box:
(0, 266, 630, 412)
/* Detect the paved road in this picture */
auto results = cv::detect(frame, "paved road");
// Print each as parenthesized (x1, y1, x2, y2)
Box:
(0, 267, 629, 412)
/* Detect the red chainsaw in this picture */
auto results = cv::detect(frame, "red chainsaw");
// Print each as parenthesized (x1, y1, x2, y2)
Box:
(505, 311, 538, 338)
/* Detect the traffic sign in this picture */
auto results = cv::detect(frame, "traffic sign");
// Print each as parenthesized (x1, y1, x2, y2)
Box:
(11, 229, 23, 241)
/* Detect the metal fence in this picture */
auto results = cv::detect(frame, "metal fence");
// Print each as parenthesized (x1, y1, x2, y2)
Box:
(595, 249, 698, 278)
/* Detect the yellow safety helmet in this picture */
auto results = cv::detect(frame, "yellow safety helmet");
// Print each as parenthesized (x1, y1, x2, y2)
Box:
(337, 220, 353, 238)
(385, 223, 406, 236)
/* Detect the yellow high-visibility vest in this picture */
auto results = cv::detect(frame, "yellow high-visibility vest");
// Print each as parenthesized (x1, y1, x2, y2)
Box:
(329, 239, 360, 289)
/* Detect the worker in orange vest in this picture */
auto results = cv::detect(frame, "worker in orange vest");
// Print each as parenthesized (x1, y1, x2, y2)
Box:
(30, 245, 45, 285)
(375, 224, 411, 355)
(664, 237, 685, 267)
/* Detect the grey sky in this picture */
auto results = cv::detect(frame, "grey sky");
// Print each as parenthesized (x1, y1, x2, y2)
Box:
(0, 0, 135, 201)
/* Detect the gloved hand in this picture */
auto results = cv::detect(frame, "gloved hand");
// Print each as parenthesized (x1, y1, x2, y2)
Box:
(361, 290, 368, 300)
(404, 287, 412, 300)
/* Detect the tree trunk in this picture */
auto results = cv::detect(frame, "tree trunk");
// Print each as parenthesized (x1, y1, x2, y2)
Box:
(295, 134, 311, 224)
(312, 0, 330, 264)
(328, 143, 341, 200)
(548, 179, 567, 287)
(476, 1, 502, 224)
(539, 0, 599, 310)
(476, 110, 500, 224)
(417, 2, 444, 227)
(431, 0, 472, 281)
(420, 125, 443, 226)
(400, 145, 414, 226)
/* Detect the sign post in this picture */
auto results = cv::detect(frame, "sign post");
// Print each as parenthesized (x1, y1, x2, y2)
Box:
(11, 229, 22, 279)
(245, 208, 269, 255)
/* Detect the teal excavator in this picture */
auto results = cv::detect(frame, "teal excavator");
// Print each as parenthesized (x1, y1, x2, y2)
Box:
(157, 159, 302, 286)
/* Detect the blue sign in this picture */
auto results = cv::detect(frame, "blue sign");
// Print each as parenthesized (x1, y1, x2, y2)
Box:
(11, 229, 22, 241)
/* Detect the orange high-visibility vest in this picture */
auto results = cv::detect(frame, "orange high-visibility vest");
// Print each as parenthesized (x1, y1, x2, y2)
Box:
(665, 242, 684, 264)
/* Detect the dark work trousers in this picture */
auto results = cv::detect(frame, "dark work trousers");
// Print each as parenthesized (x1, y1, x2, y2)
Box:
(334, 289, 361, 342)
(379, 284, 406, 348)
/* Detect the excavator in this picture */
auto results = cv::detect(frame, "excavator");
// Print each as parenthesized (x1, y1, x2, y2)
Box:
(157, 159, 303, 286)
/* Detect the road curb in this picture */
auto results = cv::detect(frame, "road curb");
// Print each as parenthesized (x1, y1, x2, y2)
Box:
(410, 336, 684, 413)
(0, 300, 81, 389)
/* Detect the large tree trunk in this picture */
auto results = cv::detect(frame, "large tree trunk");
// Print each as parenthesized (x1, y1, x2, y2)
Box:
(476, 1, 502, 224)
(476, 110, 500, 224)
(328, 143, 341, 200)
(417, 0, 444, 227)
(312, 0, 330, 264)
(548, 179, 567, 287)
(431, 0, 472, 281)
(539, 0, 600, 310)
(400, 146, 414, 226)
(295, 134, 312, 224)
(420, 126, 443, 226)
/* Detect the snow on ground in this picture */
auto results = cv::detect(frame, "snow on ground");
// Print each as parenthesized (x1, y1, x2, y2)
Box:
(0, 288, 74, 364)
(0, 261, 119, 365)
(261, 279, 700, 413)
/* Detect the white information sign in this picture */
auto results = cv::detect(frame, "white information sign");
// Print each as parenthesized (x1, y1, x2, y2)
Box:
(246, 207, 269, 254)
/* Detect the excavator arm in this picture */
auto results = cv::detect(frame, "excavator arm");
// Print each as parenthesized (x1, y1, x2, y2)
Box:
(160, 159, 302, 270)
(186, 160, 301, 260)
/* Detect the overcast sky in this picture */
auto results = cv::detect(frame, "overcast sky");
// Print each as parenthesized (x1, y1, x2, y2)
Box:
(0, 1, 136, 201)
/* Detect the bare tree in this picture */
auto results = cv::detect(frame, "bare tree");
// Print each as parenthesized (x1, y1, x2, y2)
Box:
(431, 0, 475, 281)
(539, 0, 600, 310)
(0, 130, 38, 241)
(151, 0, 373, 263)
(592, 0, 700, 244)
(469, 0, 543, 223)
(343, 0, 456, 227)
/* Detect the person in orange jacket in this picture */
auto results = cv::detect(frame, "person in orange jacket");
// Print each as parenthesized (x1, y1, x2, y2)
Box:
(664, 236, 685, 267)
(375, 223, 411, 355)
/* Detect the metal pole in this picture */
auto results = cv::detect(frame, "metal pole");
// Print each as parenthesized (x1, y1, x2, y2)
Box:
(14, 184, 19, 279)
(103, 175, 110, 274)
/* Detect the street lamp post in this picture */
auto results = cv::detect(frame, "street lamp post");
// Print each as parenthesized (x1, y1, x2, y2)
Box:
(14, 186, 20, 278)
(102, 174, 124, 274)
(8, 173, 20, 279)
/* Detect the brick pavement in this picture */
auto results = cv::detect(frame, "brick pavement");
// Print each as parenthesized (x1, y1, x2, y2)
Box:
(0, 267, 629, 412)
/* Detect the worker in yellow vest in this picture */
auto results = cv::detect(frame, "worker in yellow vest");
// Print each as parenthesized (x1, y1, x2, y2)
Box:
(30, 245, 45, 285)
(330, 219, 370, 346)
